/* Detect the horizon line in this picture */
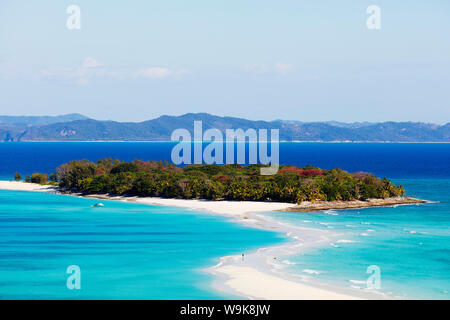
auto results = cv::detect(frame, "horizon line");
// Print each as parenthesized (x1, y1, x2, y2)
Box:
(0, 112, 448, 126)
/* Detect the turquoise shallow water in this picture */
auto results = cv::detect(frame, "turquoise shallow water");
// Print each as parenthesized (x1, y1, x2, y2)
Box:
(267, 179, 450, 299)
(1, 142, 449, 299)
(0, 190, 286, 299)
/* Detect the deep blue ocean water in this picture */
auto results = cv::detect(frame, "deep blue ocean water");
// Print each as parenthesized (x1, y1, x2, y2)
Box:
(0, 142, 449, 180)
(0, 142, 449, 299)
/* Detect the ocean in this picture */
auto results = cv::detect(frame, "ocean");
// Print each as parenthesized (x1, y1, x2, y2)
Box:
(267, 179, 450, 299)
(1, 142, 450, 180)
(0, 190, 285, 299)
(0, 142, 449, 299)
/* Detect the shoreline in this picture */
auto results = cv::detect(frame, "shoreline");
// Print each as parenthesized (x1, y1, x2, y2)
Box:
(204, 211, 373, 300)
(286, 197, 426, 212)
(0, 180, 425, 213)
(0, 180, 428, 299)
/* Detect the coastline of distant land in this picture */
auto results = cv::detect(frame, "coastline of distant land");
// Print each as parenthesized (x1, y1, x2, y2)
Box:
(1, 113, 449, 142)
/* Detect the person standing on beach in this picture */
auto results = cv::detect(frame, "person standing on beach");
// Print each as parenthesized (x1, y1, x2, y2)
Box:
(242, 253, 244, 261)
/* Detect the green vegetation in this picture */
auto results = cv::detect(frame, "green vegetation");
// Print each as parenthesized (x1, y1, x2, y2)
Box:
(29, 159, 406, 204)
(30, 173, 48, 184)
(14, 172, 21, 181)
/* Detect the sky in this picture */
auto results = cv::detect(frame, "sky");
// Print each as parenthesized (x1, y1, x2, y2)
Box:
(0, 1, 449, 123)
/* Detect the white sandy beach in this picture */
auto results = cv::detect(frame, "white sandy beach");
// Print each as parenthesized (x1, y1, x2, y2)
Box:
(212, 265, 359, 300)
(0, 180, 365, 300)
(205, 210, 366, 300)
(134, 197, 296, 216)
(0, 180, 58, 192)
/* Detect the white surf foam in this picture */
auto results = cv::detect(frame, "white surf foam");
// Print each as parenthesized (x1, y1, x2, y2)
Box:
(336, 239, 357, 243)
(302, 269, 322, 275)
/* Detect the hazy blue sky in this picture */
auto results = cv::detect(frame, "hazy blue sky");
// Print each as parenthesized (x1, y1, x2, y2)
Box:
(1, 1, 449, 123)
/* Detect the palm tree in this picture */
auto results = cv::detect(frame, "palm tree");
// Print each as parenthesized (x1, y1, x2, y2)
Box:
(398, 184, 406, 198)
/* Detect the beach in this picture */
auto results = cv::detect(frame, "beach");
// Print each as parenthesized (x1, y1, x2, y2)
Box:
(0, 180, 426, 300)
(0, 180, 58, 192)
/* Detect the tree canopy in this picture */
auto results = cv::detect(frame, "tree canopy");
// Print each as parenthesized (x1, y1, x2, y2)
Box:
(34, 158, 406, 204)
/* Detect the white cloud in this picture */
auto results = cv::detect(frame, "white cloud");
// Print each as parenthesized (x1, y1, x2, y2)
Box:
(135, 67, 172, 79)
(40, 57, 114, 85)
(243, 64, 269, 74)
(39, 59, 187, 85)
(40, 57, 103, 82)
(76, 77, 90, 86)
(274, 62, 293, 75)
(244, 62, 294, 75)
(81, 57, 103, 68)
(134, 67, 188, 79)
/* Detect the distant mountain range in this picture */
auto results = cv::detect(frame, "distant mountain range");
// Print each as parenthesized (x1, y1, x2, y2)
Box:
(0, 113, 449, 142)
(0, 113, 89, 126)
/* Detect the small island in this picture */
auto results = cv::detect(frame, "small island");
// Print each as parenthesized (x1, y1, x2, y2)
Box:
(18, 159, 425, 211)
